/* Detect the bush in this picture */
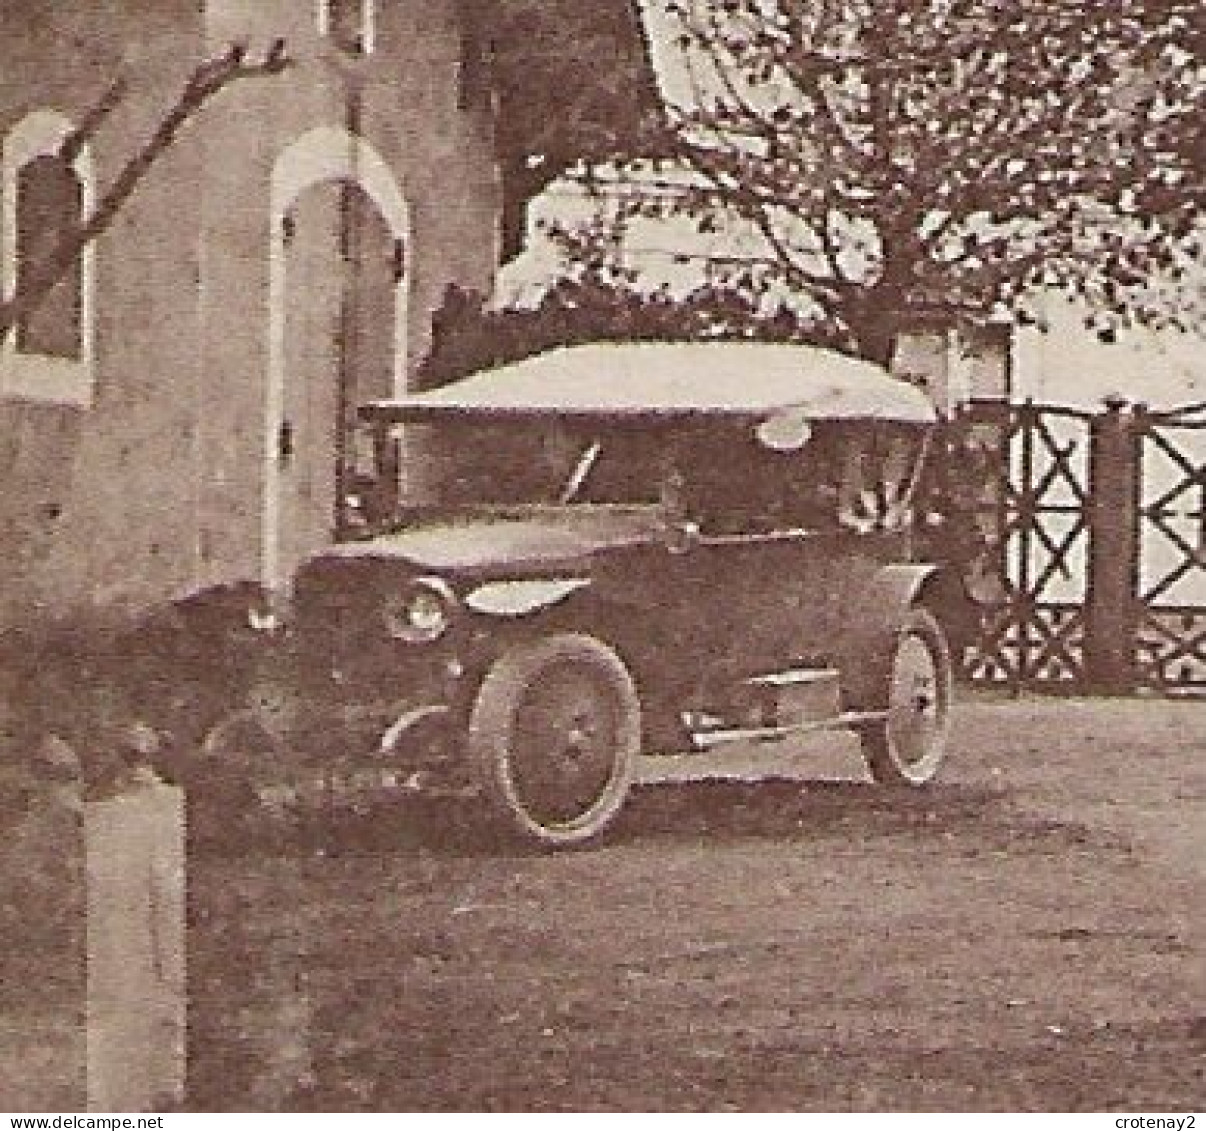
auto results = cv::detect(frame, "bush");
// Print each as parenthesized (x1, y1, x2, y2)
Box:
(418, 277, 842, 389)
(0, 582, 267, 800)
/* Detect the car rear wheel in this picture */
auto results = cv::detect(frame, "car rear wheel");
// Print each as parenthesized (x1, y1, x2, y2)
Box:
(861, 607, 952, 786)
(468, 633, 640, 847)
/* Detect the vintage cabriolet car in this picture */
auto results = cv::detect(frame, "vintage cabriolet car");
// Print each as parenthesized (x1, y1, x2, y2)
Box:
(205, 342, 965, 846)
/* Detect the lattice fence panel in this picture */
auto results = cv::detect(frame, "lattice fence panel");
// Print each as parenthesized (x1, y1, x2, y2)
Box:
(959, 403, 1094, 689)
(1137, 408, 1206, 691)
(965, 601, 1086, 687)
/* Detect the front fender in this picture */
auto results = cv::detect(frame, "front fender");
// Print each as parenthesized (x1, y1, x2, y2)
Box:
(865, 563, 943, 615)
(838, 563, 945, 710)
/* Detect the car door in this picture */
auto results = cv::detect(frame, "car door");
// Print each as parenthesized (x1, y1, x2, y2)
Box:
(660, 529, 844, 687)
(642, 429, 846, 690)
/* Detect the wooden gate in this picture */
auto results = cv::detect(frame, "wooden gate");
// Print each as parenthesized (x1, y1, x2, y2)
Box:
(1134, 404, 1206, 691)
(951, 402, 1094, 688)
(950, 400, 1205, 694)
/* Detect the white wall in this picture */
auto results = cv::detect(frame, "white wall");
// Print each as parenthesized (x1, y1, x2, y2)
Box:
(1013, 293, 1204, 410)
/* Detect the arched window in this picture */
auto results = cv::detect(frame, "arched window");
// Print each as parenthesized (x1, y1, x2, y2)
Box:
(14, 153, 83, 359)
(318, 0, 375, 55)
(2, 109, 95, 405)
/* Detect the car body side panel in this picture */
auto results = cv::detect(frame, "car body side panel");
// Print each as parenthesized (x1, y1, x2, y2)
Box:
(577, 535, 854, 694)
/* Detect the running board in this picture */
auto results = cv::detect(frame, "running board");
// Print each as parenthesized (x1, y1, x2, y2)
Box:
(689, 709, 887, 751)
(746, 666, 840, 687)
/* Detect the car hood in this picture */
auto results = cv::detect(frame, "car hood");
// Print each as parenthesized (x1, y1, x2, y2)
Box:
(317, 508, 664, 575)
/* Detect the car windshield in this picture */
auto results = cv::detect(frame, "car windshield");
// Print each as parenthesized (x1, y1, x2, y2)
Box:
(341, 420, 664, 532)
(663, 419, 929, 534)
(450, 422, 665, 507)
(342, 416, 930, 535)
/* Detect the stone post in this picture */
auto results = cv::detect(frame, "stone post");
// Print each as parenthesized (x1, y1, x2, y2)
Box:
(85, 778, 186, 1112)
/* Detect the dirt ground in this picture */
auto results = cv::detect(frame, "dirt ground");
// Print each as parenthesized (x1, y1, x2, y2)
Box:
(183, 696, 1206, 1109)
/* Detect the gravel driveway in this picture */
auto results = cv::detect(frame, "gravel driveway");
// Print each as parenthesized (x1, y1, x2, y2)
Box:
(180, 694, 1206, 1110)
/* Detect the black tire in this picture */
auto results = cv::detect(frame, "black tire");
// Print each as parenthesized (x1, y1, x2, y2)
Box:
(861, 607, 952, 786)
(468, 633, 640, 847)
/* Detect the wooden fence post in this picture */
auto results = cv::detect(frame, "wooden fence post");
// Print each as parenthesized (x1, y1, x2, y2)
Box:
(1084, 400, 1142, 694)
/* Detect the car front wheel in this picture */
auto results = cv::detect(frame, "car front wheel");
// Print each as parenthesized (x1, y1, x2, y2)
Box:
(468, 633, 640, 847)
(861, 607, 952, 786)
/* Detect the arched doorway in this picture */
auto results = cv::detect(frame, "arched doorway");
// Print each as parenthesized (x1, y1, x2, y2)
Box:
(264, 128, 410, 595)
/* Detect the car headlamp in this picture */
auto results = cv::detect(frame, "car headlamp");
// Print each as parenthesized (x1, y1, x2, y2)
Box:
(384, 577, 456, 644)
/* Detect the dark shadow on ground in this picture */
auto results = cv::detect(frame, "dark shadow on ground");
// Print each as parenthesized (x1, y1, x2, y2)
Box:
(186, 777, 1126, 863)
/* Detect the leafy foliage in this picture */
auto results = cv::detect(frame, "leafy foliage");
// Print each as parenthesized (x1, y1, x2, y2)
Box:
(419, 277, 830, 388)
(487, 0, 657, 164)
(0, 584, 268, 799)
(468, 0, 660, 257)
(560, 0, 1204, 361)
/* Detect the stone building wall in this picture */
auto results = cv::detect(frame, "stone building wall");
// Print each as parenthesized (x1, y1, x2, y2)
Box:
(0, 0, 501, 629)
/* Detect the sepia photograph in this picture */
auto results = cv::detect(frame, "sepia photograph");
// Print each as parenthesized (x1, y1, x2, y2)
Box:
(0, 0, 1202, 1115)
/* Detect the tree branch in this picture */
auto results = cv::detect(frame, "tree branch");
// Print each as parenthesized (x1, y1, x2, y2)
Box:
(0, 39, 290, 340)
